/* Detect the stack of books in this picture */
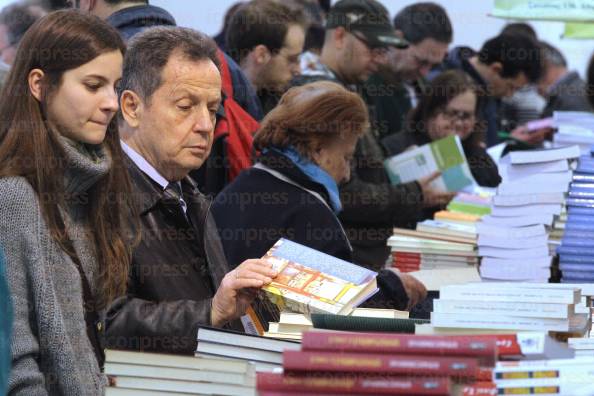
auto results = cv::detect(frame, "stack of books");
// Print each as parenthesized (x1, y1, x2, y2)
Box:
(388, 222, 478, 273)
(428, 283, 590, 335)
(104, 349, 257, 395)
(257, 330, 501, 395)
(556, 150, 594, 283)
(553, 111, 594, 154)
(194, 327, 300, 372)
(477, 146, 581, 282)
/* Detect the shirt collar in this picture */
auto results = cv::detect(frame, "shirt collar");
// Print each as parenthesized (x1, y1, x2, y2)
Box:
(120, 140, 169, 190)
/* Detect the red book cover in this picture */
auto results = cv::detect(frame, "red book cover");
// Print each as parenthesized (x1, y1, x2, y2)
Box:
(257, 372, 451, 395)
(283, 351, 480, 379)
(301, 331, 497, 363)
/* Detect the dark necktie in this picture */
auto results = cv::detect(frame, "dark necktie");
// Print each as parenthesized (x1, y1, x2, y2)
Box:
(162, 182, 188, 225)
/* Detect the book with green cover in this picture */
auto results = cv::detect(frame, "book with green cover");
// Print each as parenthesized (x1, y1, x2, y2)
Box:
(384, 135, 476, 192)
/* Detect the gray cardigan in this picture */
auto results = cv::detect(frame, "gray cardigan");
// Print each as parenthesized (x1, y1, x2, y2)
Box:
(1, 138, 111, 395)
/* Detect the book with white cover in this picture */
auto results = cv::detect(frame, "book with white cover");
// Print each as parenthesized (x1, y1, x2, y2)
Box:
(506, 159, 569, 178)
(109, 376, 256, 396)
(568, 338, 594, 350)
(104, 350, 254, 374)
(497, 181, 570, 195)
(509, 145, 581, 164)
(490, 203, 563, 217)
(391, 246, 477, 257)
(471, 282, 594, 298)
(106, 389, 184, 396)
(431, 312, 571, 331)
(104, 363, 255, 386)
(504, 169, 572, 184)
(196, 342, 283, 364)
(478, 245, 549, 259)
(392, 227, 475, 244)
(387, 235, 474, 252)
(432, 299, 572, 318)
(477, 234, 548, 249)
(439, 284, 581, 304)
(492, 192, 566, 206)
(196, 327, 299, 353)
(481, 257, 552, 270)
(480, 265, 551, 282)
(476, 223, 546, 238)
(480, 214, 554, 227)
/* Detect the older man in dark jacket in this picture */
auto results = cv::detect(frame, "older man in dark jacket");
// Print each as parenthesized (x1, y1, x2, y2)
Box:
(105, 27, 276, 355)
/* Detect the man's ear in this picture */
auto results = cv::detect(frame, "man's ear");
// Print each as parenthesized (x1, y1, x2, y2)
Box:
(28, 68, 44, 102)
(332, 27, 348, 50)
(253, 44, 271, 65)
(120, 90, 144, 129)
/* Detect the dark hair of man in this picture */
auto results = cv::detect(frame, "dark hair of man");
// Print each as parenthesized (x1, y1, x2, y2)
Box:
(120, 26, 220, 105)
(225, 0, 305, 65)
(478, 33, 543, 82)
(392, 2, 452, 45)
(0, 3, 43, 46)
(408, 70, 483, 147)
(540, 41, 567, 68)
(0, 10, 136, 308)
(500, 22, 537, 40)
(304, 24, 325, 52)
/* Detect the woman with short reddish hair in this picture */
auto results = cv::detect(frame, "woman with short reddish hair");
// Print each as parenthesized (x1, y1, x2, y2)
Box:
(211, 81, 427, 324)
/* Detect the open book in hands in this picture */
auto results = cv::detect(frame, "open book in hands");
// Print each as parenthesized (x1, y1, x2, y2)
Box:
(261, 239, 378, 316)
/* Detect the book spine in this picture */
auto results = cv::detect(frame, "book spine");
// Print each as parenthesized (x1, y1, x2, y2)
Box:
(256, 372, 450, 395)
(301, 332, 497, 359)
(282, 351, 479, 379)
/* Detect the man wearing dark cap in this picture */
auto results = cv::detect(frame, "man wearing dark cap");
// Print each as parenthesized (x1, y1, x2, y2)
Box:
(293, 0, 436, 312)
(295, 0, 408, 86)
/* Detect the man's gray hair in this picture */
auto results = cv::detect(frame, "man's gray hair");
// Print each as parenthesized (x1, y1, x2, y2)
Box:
(120, 26, 220, 104)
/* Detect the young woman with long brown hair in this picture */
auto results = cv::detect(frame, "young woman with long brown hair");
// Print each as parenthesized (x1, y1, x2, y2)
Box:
(0, 10, 136, 395)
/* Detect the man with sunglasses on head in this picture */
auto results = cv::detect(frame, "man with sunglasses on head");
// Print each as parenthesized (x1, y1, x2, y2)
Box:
(292, 0, 438, 312)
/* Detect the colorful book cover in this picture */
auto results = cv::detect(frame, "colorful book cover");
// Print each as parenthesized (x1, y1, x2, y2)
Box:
(261, 239, 378, 316)
(384, 135, 476, 192)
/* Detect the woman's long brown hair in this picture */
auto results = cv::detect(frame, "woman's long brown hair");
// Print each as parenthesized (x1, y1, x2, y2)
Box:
(0, 10, 137, 308)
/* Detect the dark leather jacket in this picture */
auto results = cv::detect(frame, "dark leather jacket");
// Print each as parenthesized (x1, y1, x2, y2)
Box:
(105, 155, 238, 355)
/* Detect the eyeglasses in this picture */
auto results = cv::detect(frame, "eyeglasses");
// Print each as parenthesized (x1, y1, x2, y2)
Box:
(441, 108, 475, 122)
(350, 31, 388, 57)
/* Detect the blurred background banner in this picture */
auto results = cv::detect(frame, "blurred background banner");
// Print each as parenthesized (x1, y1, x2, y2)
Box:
(564, 22, 594, 39)
(491, 0, 594, 22)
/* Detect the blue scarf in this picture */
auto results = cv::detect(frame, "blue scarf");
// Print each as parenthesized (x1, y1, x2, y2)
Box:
(271, 146, 342, 214)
